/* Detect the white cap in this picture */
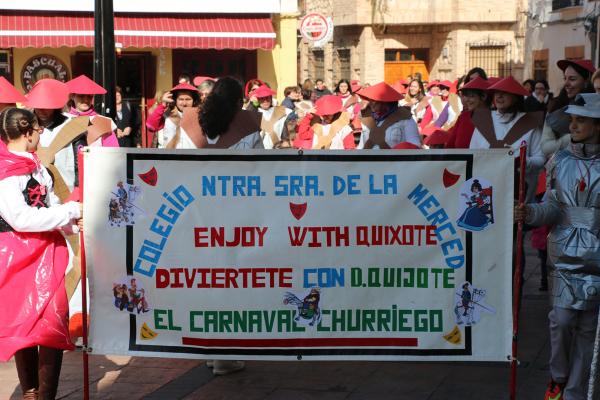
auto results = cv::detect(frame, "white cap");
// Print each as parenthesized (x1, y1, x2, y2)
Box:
(565, 93, 600, 119)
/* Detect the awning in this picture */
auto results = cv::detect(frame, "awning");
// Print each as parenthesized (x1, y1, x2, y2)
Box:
(0, 12, 276, 50)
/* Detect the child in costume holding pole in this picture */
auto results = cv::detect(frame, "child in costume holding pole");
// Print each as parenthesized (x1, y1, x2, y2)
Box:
(515, 93, 600, 400)
(0, 108, 82, 400)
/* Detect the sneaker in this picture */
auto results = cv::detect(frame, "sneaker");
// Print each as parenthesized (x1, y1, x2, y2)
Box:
(544, 379, 565, 400)
(205, 360, 214, 368)
(212, 360, 245, 376)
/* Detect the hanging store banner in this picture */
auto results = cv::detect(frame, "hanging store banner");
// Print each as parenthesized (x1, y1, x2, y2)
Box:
(85, 148, 514, 361)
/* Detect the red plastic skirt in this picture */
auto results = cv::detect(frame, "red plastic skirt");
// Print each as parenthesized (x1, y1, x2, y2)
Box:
(0, 230, 74, 362)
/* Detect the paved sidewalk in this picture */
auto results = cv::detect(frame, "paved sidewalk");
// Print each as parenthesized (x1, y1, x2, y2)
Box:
(1, 245, 553, 400)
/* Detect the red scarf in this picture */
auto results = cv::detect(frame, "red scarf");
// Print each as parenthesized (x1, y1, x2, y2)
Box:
(0, 140, 38, 180)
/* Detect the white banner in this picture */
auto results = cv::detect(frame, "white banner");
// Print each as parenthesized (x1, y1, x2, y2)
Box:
(85, 148, 514, 361)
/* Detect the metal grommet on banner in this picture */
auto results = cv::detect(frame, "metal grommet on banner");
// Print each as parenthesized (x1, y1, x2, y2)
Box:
(81, 346, 93, 354)
(297, 354, 302, 361)
(507, 355, 520, 365)
(297, 149, 303, 157)
(508, 150, 514, 156)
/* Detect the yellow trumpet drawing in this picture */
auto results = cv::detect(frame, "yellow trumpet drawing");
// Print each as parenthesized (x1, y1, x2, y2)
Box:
(443, 325, 461, 345)
(140, 322, 158, 341)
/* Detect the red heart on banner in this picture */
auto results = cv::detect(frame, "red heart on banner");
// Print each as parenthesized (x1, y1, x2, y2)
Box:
(289, 202, 308, 220)
(443, 168, 461, 188)
(138, 167, 158, 186)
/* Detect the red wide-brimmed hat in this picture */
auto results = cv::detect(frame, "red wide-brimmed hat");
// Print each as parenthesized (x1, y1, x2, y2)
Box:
(0, 77, 27, 104)
(392, 81, 406, 95)
(488, 76, 529, 97)
(357, 82, 403, 102)
(170, 82, 200, 101)
(487, 77, 502, 86)
(66, 75, 107, 95)
(424, 129, 450, 146)
(557, 59, 596, 75)
(439, 80, 453, 89)
(427, 80, 441, 89)
(25, 79, 70, 109)
(193, 76, 215, 86)
(461, 76, 490, 91)
(314, 95, 343, 116)
(350, 80, 362, 93)
(251, 85, 276, 98)
(393, 142, 420, 149)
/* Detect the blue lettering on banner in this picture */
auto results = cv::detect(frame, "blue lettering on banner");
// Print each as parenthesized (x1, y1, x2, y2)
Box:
(133, 185, 195, 277)
(408, 184, 465, 269)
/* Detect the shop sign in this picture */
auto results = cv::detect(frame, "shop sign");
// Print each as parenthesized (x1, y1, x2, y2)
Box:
(300, 13, 334, 48)
(21, 54, 70, 91)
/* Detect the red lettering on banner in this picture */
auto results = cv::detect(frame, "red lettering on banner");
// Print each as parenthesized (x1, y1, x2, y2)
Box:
(194, 227, 268, 248)
(155, 267, 294, 289)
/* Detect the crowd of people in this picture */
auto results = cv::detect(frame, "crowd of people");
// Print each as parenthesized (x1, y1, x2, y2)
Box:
(0, 55, 598, 399)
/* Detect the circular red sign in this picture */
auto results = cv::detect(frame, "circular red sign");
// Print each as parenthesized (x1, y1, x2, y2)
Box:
(300, 13, 330, 42)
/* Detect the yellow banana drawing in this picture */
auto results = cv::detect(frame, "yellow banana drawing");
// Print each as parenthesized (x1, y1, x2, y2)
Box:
(140, 322, 158, 340)
(442, 325, 461, 345)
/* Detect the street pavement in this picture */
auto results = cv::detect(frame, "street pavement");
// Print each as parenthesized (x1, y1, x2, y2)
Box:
(1, 243, 553, 400)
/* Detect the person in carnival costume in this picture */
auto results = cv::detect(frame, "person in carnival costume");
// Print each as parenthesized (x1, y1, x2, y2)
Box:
(515, 93, 600, 400)
(355, 82, 421, 149)
(293, 95, 354, 150)
(65, 75, 119, 147)
(446, 77, 491, 148)
(469, 76, 545, 202)
(252, 85, 291, 149)
(0, 108, 82, 400)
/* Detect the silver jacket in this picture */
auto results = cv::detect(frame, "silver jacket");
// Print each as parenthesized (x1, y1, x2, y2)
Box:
(527, 142, 600, 310)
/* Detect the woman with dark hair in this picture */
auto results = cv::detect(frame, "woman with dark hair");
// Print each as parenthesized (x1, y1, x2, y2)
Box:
(522, 79, 536, 95)
(114, 86, 138, 148)
(445, 77, 491, 148)
(469, 76, 545, 201)
(335, 79, 360, 118)
(198, 77, 263, 149)
(464, 67, 488, 84)
(524, 79, 552, 113)
(541, 59, 595, 156)
(400, 79, 429, 122)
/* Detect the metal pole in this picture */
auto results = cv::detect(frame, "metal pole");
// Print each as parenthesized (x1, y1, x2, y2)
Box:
(101, 0, 116, 120)
(93, 0, 103, 112)
(587, 307, 600, 399)
(78, 150, 90, 400)
(510, 143, 527, 400)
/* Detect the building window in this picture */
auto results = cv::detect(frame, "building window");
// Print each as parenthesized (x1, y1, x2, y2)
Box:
(564, 45, 584, 60)
(385, 49, 428, 62)
(0, 50, 12, 82)
(384, 48, 430, 84)
(334, 49, 351, 82)
(312, 49, 325, 80)
(552, 0, 582, 11)
(533, 49, 549, 81)
(467, 42, 511, 78)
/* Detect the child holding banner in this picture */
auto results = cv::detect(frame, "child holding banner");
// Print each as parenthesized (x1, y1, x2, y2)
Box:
(0, 108, 82, 399)
(515, 93, 600, 400)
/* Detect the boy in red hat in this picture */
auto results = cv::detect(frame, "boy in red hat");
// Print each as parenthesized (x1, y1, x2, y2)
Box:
(355, 82, 421, 149)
